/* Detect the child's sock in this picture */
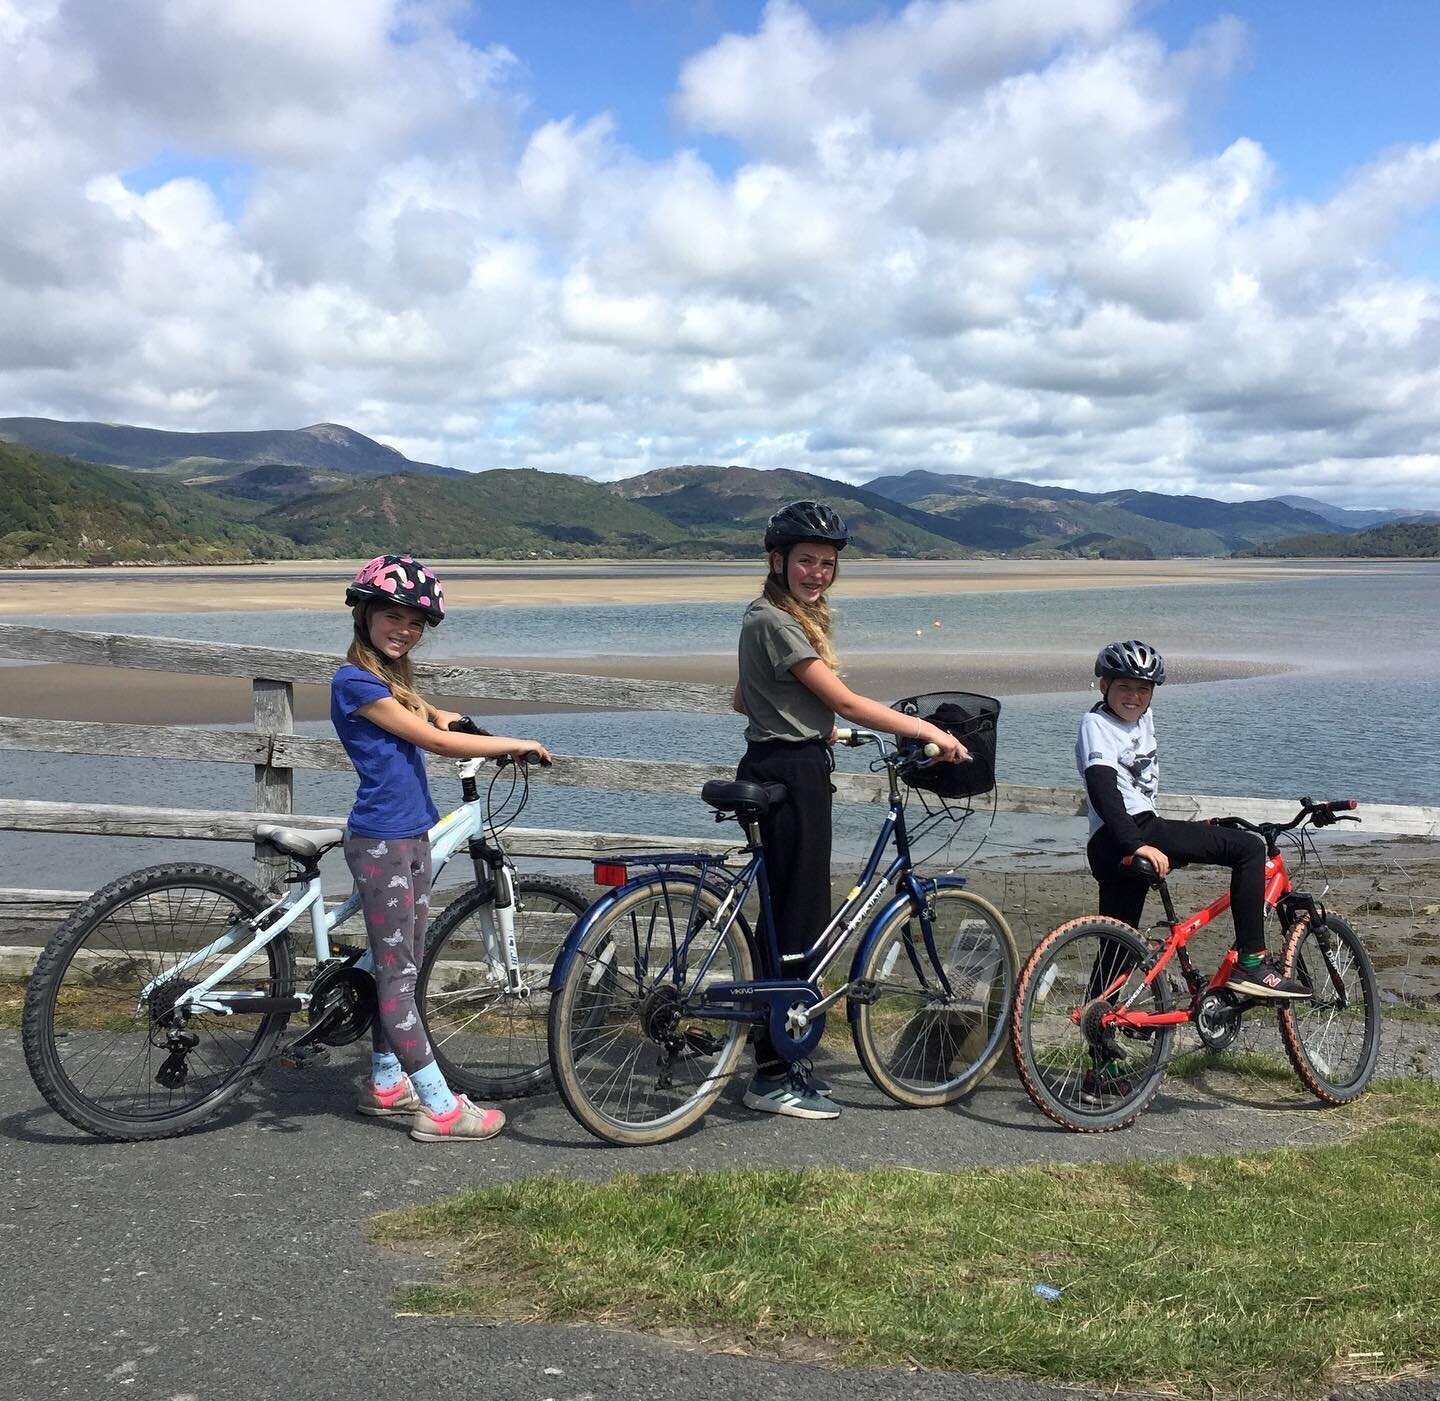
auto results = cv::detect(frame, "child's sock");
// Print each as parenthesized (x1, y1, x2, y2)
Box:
(1238, 950, 1264, 969)
(370, 1051, 404, 1090)
(408, 1060, 458, 1116)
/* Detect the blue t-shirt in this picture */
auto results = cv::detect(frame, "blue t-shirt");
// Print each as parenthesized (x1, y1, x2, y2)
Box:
(330, 665, 440, 838)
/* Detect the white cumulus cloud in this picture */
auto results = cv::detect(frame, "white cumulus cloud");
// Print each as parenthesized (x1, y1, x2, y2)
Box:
(0, 0, 1437, 507)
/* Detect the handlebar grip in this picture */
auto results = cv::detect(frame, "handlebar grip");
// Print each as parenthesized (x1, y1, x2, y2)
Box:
(834, 727, 856, 745)
(495, 752, 552, 769)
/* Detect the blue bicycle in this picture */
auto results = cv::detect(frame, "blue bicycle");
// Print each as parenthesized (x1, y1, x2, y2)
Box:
(547, 727, 1019, 1145)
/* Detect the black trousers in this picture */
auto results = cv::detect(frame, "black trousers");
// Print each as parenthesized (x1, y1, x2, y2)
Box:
(737, 737, 833, 1072)
(1086, 811, 1267, 953)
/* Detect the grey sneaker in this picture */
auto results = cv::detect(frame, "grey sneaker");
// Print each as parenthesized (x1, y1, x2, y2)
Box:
(742, 1067, 840, 1120)
(1225, 956, 1309, 1001)
(357, 1074, 422, 1117)
(409, 1094, 507, 1142)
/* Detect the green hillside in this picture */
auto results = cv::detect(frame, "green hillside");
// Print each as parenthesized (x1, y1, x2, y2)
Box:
(0, 441, 295, 564)
(1237, 522, 1440, 558)
(5, 415, 1430, 566)
(258, 468, 690, 558)
(0, 417, 456, 480)
(611, 465, 978, 556)
(865, 468, 1338, 556)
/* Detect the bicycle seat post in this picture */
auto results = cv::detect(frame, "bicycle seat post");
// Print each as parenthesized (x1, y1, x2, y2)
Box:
(1125, 855, 1180, 929)
(1154, 877, 1180, 930)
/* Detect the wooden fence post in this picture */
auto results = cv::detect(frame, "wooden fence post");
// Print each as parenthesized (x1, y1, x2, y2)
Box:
(252, 678, 294, 887)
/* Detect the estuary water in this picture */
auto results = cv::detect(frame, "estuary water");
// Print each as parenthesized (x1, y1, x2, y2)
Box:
(2, 561, 1436, 893)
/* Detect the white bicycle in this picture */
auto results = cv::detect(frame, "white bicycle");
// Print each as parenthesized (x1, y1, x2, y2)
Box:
(22, 719, 586, 1141)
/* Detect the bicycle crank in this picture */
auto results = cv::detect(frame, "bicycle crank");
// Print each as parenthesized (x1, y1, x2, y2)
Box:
(1195, 990, 1244, 1052)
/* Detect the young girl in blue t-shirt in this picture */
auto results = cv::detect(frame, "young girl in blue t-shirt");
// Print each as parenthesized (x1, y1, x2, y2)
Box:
(332, 554, 552, 1143)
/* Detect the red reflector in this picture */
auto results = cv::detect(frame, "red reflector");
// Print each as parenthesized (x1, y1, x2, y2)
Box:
(593, 862, 628, 887)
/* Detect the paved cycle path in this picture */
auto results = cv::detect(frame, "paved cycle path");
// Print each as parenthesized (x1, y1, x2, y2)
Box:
(1, 1033, 1428, 1401)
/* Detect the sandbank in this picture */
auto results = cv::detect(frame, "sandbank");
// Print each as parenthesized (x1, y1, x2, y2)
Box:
(0, 650, 1288, 727)
(0, 557, 1370, 616)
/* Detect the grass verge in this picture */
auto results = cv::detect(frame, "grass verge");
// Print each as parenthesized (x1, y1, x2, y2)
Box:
(374, 1083, 1440, 1400)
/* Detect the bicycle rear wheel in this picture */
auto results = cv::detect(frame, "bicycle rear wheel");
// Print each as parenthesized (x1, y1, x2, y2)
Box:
(418, 876, 588, 1100)
(549, 876, 753, 1146)
(1278, 912, 1380, 1104)
(849, 885, 1018, 1106)
(21, 864, 294, 1141)
(1011, 917, 1174, 1132)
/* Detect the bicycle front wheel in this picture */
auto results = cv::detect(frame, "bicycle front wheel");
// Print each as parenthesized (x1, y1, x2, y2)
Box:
(1012, 917, 1174, 1132)
(21, 864, 294, 1141)
(849, 886, 1018, 1106)
(1278, 912, 1381, 1104)
(549, 876, 753, 1146)
(418, 876, 588, 1099)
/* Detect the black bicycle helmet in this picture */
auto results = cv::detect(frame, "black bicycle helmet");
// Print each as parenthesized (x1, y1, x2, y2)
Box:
(345, 554, 446, 625)
(763, 499, 849, 552)
(1095, 639, 1166, 685)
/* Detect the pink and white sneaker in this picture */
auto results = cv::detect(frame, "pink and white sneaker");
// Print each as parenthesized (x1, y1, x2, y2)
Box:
(409, 1095, 506, 1142)
(357, 1075, 423, 1118)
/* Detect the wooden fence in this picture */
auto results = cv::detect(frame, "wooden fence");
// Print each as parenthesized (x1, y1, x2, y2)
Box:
(2, 621, 1437, 945)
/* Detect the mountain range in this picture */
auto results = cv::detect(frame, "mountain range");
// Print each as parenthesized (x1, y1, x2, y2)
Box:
(1, 416, 1434, 565)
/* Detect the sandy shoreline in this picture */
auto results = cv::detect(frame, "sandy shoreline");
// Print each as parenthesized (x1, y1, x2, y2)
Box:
(0, 651, 1289, 725)
(0, 557, 1371, 615)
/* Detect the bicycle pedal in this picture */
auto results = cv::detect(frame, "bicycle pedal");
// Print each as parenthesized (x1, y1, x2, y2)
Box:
(278, 1044, 330, 1071)
(847, 978, 879, 1006)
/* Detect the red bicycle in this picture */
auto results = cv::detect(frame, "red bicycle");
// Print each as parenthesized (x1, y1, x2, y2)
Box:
(1012, 798, 1381, 1132)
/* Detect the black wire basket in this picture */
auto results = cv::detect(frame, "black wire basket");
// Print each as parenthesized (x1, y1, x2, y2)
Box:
(891, 691, 1001, 799)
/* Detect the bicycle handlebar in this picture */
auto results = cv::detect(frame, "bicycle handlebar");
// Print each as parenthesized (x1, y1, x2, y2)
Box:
(1208, 796, 1361, 838)
(447, 716, 552, 767)
(833, 728, 952, 767)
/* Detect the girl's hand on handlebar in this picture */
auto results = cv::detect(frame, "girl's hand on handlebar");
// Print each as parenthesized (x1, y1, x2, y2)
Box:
(513, 741, 552, 767)
(1134, 844, 1171, 878)
(431, 707, 466, 731)
(919, 723, 967, 763)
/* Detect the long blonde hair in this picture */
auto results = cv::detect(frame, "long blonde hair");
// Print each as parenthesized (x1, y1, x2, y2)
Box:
(764, 555, 840, 671)
(347, 604, 429, 717)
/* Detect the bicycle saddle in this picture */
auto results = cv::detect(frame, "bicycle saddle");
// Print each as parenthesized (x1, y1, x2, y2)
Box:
(700, 779, 788, 816)
(254, 823, 345, 860)
(1120, 853, 1162, 882)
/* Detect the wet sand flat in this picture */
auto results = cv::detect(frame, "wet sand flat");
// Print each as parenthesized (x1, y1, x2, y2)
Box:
(0, 650, 1289, 725)
(0, 557, 1369, 616)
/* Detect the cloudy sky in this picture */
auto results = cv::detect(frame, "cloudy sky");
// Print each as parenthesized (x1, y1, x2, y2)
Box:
(3, 1, 1439, 507)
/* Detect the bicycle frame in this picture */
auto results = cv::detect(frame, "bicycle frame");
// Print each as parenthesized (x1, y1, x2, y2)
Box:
(1098, 849, 1304, 1032)
(143, 760, 515, 1016)
(561, 733, 966, 1043)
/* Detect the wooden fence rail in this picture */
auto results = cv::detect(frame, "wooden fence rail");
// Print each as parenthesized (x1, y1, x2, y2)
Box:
(1, 622, 1436, 942)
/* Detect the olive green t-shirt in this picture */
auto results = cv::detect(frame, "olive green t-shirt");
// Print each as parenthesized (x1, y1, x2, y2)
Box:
(737, 597, 835, 743)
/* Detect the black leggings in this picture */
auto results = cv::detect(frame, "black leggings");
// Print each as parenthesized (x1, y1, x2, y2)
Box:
(1086, 811, 1267, 954)
(737, 737, 833, 1073)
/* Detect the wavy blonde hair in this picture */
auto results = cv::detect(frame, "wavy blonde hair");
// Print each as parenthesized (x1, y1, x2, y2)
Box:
(347, 604, 429, 717)
(764, 554, 840, 671)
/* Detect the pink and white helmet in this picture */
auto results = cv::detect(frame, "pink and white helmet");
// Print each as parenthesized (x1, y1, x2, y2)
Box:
(344, 554, 445, 625)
